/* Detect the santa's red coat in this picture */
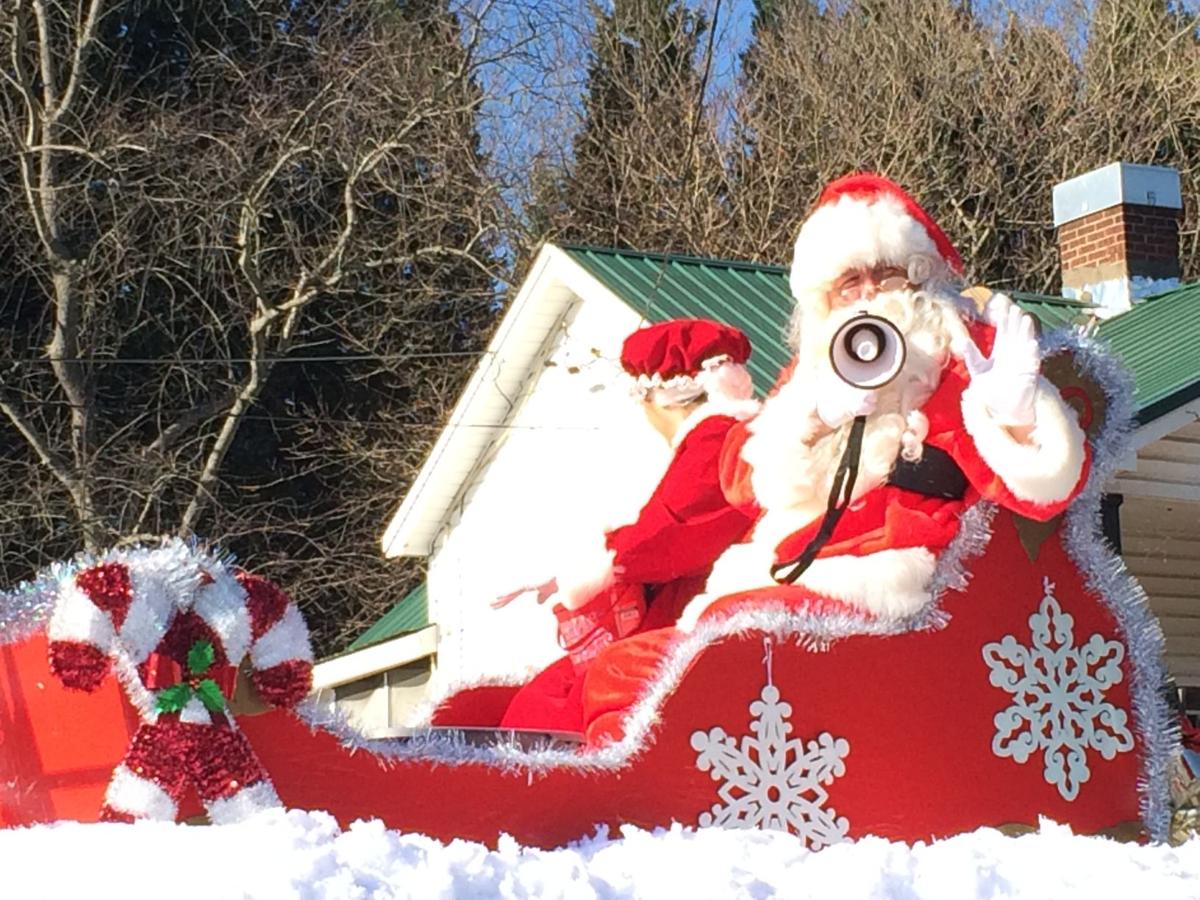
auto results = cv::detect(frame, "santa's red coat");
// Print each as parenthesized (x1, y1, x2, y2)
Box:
(721, 322, 1091, 589)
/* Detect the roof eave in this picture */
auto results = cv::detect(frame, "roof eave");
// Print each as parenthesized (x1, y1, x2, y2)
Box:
(1133, 383, 1200, 433)
(379, 244, 633, 559)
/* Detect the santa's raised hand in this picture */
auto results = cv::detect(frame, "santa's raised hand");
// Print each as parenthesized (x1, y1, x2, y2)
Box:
(961, 293, 1040, 428)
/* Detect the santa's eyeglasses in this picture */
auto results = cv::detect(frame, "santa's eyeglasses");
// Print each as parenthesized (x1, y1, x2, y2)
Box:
(832, 266, 911, 304)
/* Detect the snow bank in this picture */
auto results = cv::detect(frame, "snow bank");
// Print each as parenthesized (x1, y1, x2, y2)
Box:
(4, 811, 1198, 899)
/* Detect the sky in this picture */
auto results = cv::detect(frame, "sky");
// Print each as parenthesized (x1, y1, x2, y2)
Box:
(464, 0, 756, 198)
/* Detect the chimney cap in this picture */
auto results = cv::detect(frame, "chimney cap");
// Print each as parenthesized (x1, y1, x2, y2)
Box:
(1052, 162, 1181, 228)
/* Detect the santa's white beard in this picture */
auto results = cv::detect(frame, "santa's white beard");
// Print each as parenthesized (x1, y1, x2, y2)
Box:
(743, 288, 968, 514)
(679, 288, 972, 626)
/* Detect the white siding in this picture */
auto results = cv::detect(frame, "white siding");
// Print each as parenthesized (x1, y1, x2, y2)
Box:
(426, 293, 672, 685)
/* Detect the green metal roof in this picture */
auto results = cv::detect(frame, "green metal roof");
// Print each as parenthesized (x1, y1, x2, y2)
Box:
(562, 244, 1200, 419)
(1095, 282, 1200, 422)
(563, 245, 794, 393)
(1009, 291, 1097, 330)
(348, 582, 428, 650)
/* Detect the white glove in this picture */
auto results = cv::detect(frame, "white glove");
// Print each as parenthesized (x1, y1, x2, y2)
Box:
(962, 294, 1040, 427)
(815, 371, 878, 430)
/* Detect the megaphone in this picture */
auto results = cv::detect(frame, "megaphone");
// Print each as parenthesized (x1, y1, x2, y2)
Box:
(829, 313, 906, 390)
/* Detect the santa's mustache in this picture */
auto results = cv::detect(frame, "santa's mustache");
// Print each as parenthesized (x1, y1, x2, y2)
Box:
(820, 288, 926, 339)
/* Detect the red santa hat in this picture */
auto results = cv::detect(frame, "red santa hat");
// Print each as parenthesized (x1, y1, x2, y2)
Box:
(621, 318, 753, 406)
(789, 173, 964, 313)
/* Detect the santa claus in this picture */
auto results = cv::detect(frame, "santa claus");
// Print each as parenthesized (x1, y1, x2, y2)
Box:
(684, 173, 1092, 625)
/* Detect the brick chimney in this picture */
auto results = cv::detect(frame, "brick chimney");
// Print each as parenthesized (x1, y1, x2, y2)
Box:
(1053, 162, 1182, 314)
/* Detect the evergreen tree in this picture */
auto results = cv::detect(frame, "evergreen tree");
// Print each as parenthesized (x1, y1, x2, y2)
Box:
(536, 0, 725, 253)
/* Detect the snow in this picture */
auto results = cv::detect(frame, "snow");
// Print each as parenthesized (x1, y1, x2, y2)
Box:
(3, 811, 1199, 899)
(1064, 275, 1181, 314)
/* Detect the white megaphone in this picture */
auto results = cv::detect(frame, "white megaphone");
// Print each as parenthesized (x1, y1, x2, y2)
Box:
(829, 313, 906, 389)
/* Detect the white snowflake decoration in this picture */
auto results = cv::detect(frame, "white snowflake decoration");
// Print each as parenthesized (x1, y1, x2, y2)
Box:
(690, 682, 850, 849)
(982, 577, 1134, 801)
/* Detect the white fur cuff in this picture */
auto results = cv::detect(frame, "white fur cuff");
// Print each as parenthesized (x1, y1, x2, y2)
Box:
(960, 376, 1086, 507)
(554, 536, 618, 611)
(796, 547, 938, 619)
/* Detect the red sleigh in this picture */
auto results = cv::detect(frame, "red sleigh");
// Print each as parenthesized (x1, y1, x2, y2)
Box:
(0, 340, 1177, 846)
(0, 506, 1172, 846)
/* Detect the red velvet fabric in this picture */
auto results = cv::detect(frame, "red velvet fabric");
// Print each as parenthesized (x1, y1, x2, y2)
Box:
(606, 416, 758, 588)
(580, 590, 868, 747)
(430, 684, 524, 728)
(621, 319, 751, 380)
(498, 657, 587, 732)
(581, 629, 679, 746)
(640, 575, 708, 631)
(552, 583, 647, 667)
(493, 414, 757, 733)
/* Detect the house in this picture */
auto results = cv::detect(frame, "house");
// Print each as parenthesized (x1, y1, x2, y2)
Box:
(312, 162, 1200, 735)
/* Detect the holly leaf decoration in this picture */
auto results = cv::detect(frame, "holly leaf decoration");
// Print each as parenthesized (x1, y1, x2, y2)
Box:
(187, 640, 215, 676)
(195, 678, 226, 712)
(156, 684, 193, 714)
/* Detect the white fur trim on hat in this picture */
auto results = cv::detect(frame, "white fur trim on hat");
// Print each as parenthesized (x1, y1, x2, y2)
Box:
(960, 375, 1087, 506)
(790, 195, 952, 309)
(694, 358, 755, 405)
(635, 354, 748, 407)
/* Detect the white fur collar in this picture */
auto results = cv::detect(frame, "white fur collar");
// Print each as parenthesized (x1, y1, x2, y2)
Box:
(672, 396, 761, 448)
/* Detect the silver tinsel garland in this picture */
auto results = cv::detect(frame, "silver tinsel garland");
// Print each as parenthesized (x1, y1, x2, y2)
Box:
(0, 557, 86, 647)
(1042, 327, 1177, 842)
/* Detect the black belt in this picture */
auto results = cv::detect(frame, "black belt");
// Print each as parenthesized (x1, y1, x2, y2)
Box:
(886, 444, 968, 500)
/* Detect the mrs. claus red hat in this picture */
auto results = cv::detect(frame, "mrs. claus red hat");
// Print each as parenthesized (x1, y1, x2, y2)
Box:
(621, 318, 751, 381)
(621, 319, 753, 405)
